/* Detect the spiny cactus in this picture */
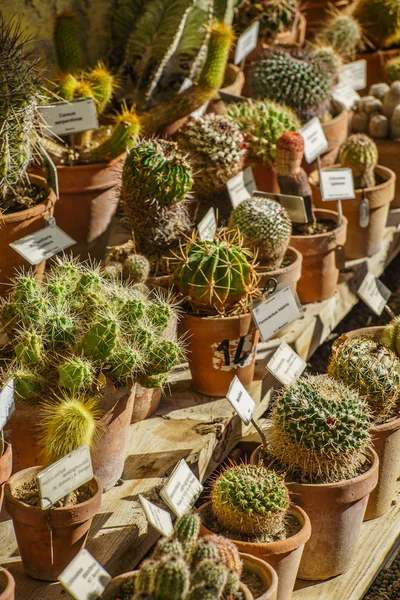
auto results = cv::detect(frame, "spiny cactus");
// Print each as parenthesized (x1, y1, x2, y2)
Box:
(382, 316, 400, 355)
(45, 313, 76, 345)
(104, 241, 150, 285)
(81, 316, 120, 362)
(230, 195, 292, 268)
(267, 375, 371, 483)
(355, 0, 400, 49)
(206, 535, 243, 578)
(318, 13, 363, 59)
(173, 231, 259, 314)
(107, 346, 143, 382)
(15, 331, 44, 366)
(234, 0, 299, 38)
(153, 556, 190, 600)
(53, 11, 82, 74)
(123, 254, 150, 284)
(275, 131, 314, 207)
(13, 368, 43, 402)
(57, 356, 94, 393)
(227, 99, 300, 166)
(386, 56, 400, 82)
(139, 373, 169, 389)
(328, 335, 400, 424)
(339, 134, 378, 189)
(147, 340, 182, 376)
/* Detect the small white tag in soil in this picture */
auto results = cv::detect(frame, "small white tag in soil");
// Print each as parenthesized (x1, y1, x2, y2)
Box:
(197, 207, 217, 241)
(58, 549, 111, 600)
(38, 98, 99, 137)
(227, 167, 257, 208)
(226, 376, 255, 426)
(0, 379, 15, 430)
(252, 286, 300, 342)
(234, 21, 260, 65)
(10, 225, 75, 265)
(37, 445, 93, 510)
(341, 60, 367, 91)
(255, 191, 308, 223)
(266, 342, 306, 386)
(139, 495, 174, 537)
(300, 117, 329, 164)
(160, 459, 203, 518)
(357, 272, 391, 316)
(320, 168, 355, 201)
(40, 145, 59, 199)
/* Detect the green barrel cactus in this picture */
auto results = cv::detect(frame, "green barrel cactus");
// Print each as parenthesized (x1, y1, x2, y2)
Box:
(382, 316, 400, 356)
(147, 340, 181, 375)
(45, 314, 76, 344)
(153, 556, 190, 600)
(57, 357, 94, 393)
(108, 346, 143, 381)
(355, 0, 400, 49)
(123, 254, 150, 284)
(339, 134, 378, 189)
(81, 317, 120, 362)
(53, 11, 82, 74)
(318, 13, 363, 59)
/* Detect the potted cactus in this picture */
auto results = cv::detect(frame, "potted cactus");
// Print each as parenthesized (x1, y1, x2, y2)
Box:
(0, 568, 15, 600)
(0, 17, 57, 293)
(328, 326, 400, 519)
(316, 11, 364, 61)
(198, 464, 311, 600)
(1, 258, 183, 489)
(172, 230, 260, 397)
(250, 374, 378, 580)
(309, 133, 396, 259)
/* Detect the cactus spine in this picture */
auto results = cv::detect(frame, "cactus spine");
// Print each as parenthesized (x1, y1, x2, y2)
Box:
(339, 134, 378, 189)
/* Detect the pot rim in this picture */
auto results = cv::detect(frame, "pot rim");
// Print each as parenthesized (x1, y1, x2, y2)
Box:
(55, 153, 126, 172)
(241, 552, 278, 598)
(0, 442, 12, 481)
(290, 208, 347, 240)
(182, 310, 252, 323)
(326, 98, 346, 125)
(256, 246, 302, 276)
(2, 174, 57, 224)
(309, 164, 396, 193)
(0, 568, 15, 597)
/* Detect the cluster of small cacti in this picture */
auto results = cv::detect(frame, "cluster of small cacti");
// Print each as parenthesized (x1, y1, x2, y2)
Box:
(173, 230, 260, 314)
(352, 81, 400, 142)
(267, 375, 371, 483)
(317, 12, 363, 59)
(250, 46, 341, 122)
(176, 115, 247, 197)
(123, 513, 246, 599)
(339, 134, 378, 189)
(328, 334, 400, 424)
(227, 100, 300, 166)
(354, 0, 400, 49)
(104, 241, 150, 285)
(234, 0, 299, 38)
(229, 195, 292, 268)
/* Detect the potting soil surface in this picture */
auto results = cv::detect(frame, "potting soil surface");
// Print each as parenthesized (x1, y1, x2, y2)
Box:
(292, 218, 336, 236)
(13, 475, 94, 507)
(241, 570, 265, 597)
(2, 181, 49, 213)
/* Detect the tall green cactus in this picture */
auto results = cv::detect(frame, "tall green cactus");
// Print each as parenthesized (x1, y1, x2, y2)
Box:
(53, 11, 82, 74)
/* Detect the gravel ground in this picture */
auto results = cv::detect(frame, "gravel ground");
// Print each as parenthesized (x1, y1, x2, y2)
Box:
(363, 552, 400, 599)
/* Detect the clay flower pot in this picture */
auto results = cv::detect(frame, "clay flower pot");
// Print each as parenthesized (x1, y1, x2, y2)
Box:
(290, 209, 347, 304)
(0, 442, 12, 513)
(131, 385, 162, 423)
(198, 502, 310, 600)
(206, 64, 246, 116)
(5, 466, 102, 581)
(355, 48, 400, 92)
(374, 138, 400, 208)
(0, 174, 57, 295)
(180, 312, 259, 397)
(0, 569, 15, 600)
(257, 247, 303, 297)
(244, 158, 280, 195)
(309, 165, 395, 259)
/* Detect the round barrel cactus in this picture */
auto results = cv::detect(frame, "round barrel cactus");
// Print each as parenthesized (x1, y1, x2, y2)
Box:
(339, 133, 378, 189)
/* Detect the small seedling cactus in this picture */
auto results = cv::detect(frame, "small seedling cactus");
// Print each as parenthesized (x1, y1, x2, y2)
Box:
(339, 134, 378, 189)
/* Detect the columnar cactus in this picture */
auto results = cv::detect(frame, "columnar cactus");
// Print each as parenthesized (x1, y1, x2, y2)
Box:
(355, 0, 400, 49)
(234, 0, 299, 38)
(53, 11, 82, 74)
(230, 195, 292, 268)
(268, 375, 371, 483)
(339, 134, 378, 189)
(318, 13, 363, 59)
(382, 316, 400, 356)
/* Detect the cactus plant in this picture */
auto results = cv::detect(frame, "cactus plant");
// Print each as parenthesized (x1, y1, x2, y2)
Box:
(267, 374, 371, 483)
(355, 0, 400, 49)
(234, 0, 299, 38)
(57, 357, 94, 393)
(318, 13, 363, 59)
(13, 368, 44, 402)
(53, 11, 82, 74)
(328, 334, 400, 424)
(339, 133, 378, 189)
(382, 316, 400, 356)
(386, 56, 400, 82)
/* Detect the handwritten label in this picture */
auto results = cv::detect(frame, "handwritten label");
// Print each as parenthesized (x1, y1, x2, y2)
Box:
(266, 342, 306, 385)
(37, 445, 93, 509)
(10, 224, 75, 265)
(197, 208, 217, 241)
(160, 459, 203, 518)
(0, 379, 15, 430)
(341, 60, 367, 91)
(320, 168, 355, 201)
(38, 98, 98, 137)
(300, 117, 329, 164)
(332, 79, 361, 110)
(357, 272, 391, 316)
(226, 376, 255, 426)
(252, 286, 300, 342)
(139, 495, 174, 537)
(58, 549, 111, 600)
(227, 167, 257, 208)
(234, 21, 260, 65)
(40, 145, 59, 199)
(255, 191, 308, 223)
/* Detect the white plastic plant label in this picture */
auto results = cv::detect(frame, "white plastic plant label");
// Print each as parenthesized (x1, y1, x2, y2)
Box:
(139, 495, 174, 537)
(234, 21, 260, 65)
(10, 224, 75, 265)
(160, 459, 203, 518)
(320, 168, 355, 201)
(38, 98, 99, 137)
(226, 376, 256, 426)
(58, 549, 111, 600)
(227, 167, 257, 208)
(300, 117, 329, 164)
(37, 445, 94, 510)
(266, 342, 306, 386)
(252, 286, 300, 342)
(341, 60, 367, 91)
(0, 379, 15, 430)
(40, 145, 59, 199)
(255, 191, 308, 223)
(197, 207, 217, 241)
(357, 272, 391, 316)
(332, 79, 361, 110)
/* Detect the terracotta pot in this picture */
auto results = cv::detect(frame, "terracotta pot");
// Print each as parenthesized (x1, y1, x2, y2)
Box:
(309, 165, 396, 259)
(374, 139, 400, 209)
(304, 101, 349, 174)
(206, 64, 246, 116)
(5, 466, 102, 581)
(0, 569, 15, 600)
(199, 502, 310, 600)
(356, 48, 400, 93)
(245, 159, 280, 194)
(241, 554, 278, 600)
(0, 174, 57, 295)
(290, 209, 347, 304)
(257, 247, 303, 297)
(305, 0, 359, 37)
(131, 385, 162, 423)
(54, 156, 125, 261)
(180, 312, 259, 397)
(0, 443, 12, 513)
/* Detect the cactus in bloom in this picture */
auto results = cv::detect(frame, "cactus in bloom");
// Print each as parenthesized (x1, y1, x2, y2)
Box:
(382, 316, 400, 356)
(318, 13, 363, 59)
(230, 195, 292, 268)
(268, 375, 371, 483)
(328, 335, 400, 424)
(355, 0, 400, 49)
(176, 115, 246, 196)
(339, 134, 378, 189)
(57, 357, 94, 393)
(234, 0, 298, 38)
(53, 11, 82, 74)
(211, 464, 290, 537)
